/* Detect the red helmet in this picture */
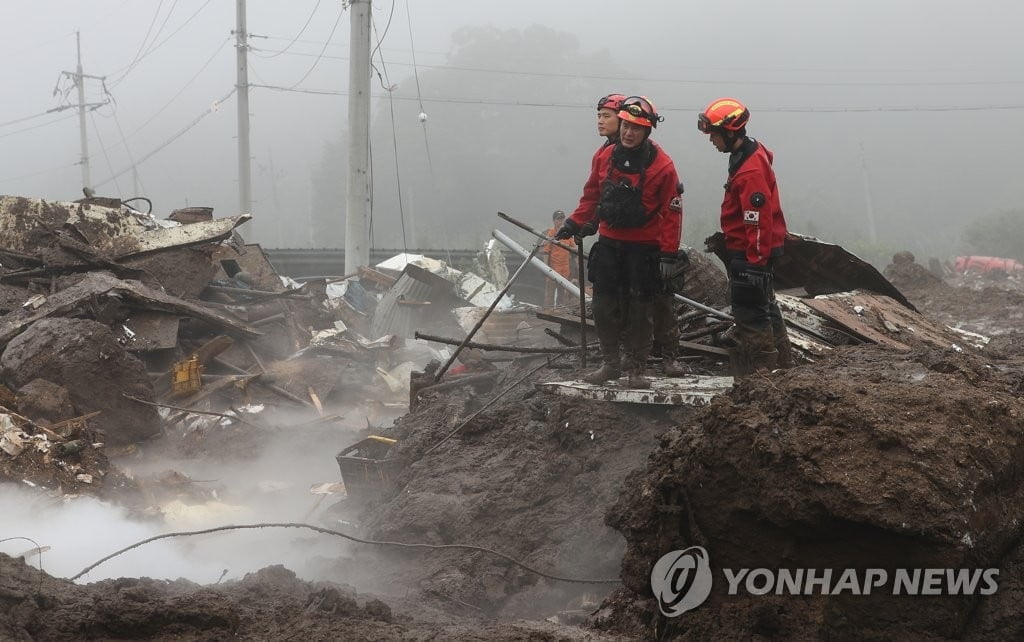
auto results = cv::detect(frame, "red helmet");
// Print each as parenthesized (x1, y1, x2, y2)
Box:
(618, 95, 662, 129)
(597, 93, 626, 112)
(698, 98, 749, 133)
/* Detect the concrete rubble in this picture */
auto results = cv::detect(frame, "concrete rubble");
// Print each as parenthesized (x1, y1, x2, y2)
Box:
(2, 200, 1021, 640)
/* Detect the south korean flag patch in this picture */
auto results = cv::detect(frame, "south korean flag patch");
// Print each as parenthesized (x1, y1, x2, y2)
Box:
(743, 210, 760, 225)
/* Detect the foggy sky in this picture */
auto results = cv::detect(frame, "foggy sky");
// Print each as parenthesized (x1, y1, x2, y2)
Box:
(1, 0, 1022, 262)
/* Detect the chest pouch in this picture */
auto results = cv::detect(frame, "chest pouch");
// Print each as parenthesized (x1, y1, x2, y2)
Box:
(596, 166, 648, 229)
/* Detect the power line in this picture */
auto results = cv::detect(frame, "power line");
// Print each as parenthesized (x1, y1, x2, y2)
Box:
(99, 36, 232, 154)
(278, 2, 347, 90)
(0, 111, 81, 140)
(113, 0, 166, 86)
(249, 84, 1024, 113)
(0, 109, 64, 129)
(90, 111, 123, 197)
(107, 0, 216, 88)
(0, 163, 77, 186)
(405, 0, 432, 172)
(251, 0, 323, 59)
(94, 87, 236, 188)
(246, 46, 1024, 88)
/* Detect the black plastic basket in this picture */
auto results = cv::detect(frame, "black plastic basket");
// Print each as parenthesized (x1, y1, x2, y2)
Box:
(335, 436, 401, 501)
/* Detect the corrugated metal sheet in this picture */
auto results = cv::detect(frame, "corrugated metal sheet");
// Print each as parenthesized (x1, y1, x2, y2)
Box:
(369, 264, 463, 339)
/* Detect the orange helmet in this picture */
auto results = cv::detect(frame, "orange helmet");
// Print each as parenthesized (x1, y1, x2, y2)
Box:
(697, 98, 749, 133)
(618, 95, 663, 129)
(597, 93, 626, 112)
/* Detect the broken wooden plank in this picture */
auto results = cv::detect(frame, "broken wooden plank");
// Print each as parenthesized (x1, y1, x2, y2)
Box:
(0, 271, 261, 346)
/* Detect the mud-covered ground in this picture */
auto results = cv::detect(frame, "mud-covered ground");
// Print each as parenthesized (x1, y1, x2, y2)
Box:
(3, 260, 1024, 640)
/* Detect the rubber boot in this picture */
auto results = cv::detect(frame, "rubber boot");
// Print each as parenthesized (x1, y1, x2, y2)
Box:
(729, 325, 775, 377)
(583, 294, 622, 384)
(623, 299, 655, 389)
(662, 349, 687, 377)
(627, 363, 651, 389)
(769, 301, 795, 369)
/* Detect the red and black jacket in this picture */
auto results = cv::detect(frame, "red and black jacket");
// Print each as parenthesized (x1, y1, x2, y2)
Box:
(721, 137, 787, 265)
(569, 140, 682, 253)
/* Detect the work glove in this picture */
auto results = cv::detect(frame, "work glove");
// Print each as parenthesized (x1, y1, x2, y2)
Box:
(659, 251, 689, 293)
(577, 220, 598, 238)
(553, 218, 580, 240)
(729, 258, 771, 294)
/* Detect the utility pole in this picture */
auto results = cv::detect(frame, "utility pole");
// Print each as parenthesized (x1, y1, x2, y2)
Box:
(345, 0, 372, 271)
(859, 142, 878, 245)
(235, 0, 253, 217)
(75, 32, 92, 193)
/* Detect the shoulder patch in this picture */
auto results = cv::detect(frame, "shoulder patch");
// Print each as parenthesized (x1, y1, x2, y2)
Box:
(750, 192, 766, 207)
(743, 210, 760, 225)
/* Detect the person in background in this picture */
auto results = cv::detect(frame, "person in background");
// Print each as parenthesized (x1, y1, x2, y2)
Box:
(697, 97, 793, 374)
(556, 96, 682, 388)
(542, 210, 576, 307)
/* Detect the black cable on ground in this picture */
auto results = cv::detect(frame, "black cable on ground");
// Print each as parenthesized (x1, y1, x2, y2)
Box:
(70, 522, 620, 585)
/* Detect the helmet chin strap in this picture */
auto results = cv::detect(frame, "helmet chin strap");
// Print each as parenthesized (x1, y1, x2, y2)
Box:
(720, 130, 741, 153)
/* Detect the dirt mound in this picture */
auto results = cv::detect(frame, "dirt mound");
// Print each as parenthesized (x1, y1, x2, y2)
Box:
(338, 357, 699, 619)
(883, 251, 945, 293)
(600, 344, 1024, 638)
(0, 318, 160, 446)
(0, 553, 629, 641)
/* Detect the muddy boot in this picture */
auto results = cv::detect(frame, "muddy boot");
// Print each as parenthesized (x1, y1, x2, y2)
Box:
(583, 361, 621, 384)
(769, 302, 794, 369)
(627, 363, 651, 389)
(583, 294, 622, 384)
(729, 325, 775, 377)
(751, 347, 779, 372)
(662, 349, 688, 377)
(623, 299, 655, 388)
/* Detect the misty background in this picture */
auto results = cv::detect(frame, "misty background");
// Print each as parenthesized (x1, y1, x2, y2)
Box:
(2, 0, 1022, 267)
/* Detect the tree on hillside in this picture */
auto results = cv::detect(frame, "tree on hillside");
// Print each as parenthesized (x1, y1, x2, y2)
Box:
(963, 210, 1024, 259)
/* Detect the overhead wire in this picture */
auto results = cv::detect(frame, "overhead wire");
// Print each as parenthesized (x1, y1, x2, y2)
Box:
(371, 4, 409, 255)
(99, 35, 232, 152)
(248, 85, 1024, 113)
(106, 0, 216, 88)
(242, 46, 1024, 88)
(405, 0, 433, 172)
(94, 87, 236, 188)
(0, 111, 81, 140)
(111, 0, 166, 86)
(279, 2, 347, 90)
(251, 0, 324, 60)
(89, 111, 123, 197)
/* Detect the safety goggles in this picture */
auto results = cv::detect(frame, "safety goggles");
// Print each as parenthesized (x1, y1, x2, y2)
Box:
(597, 94, 621, 110)
(697, 113, 715, 133)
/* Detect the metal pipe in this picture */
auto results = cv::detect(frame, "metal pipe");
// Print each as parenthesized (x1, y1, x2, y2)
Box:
(433, 236, 547, 382)
(497, 211, 586, 258)
(491, 229, 586, 301)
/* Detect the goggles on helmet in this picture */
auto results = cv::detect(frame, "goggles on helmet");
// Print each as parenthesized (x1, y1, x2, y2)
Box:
(597, 93, 626, 112)
(618, 96, 662, 129)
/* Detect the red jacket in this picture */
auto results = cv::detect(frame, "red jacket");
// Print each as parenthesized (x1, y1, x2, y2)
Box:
(569, 141, 682, 253)
(722, 138, 786, 265)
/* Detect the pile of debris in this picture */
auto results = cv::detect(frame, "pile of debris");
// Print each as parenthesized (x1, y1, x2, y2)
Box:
(0, 195, 550, 500)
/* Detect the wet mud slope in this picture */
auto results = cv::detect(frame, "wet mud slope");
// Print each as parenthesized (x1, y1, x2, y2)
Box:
(599, 340, 1024, 639)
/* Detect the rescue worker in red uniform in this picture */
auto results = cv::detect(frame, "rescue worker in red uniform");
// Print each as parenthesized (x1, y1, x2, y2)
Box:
(556, 96, 682, 388)
(576, 94, 686, 377)
(697, 97, 793, 374)
(542, 210, 576, 307)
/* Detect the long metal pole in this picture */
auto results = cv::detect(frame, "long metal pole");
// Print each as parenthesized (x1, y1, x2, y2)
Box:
(497, 211, 584, 258)
(492, 229, 584, 298)
(75, 32, 92, 193)
(433, 236, 547, 382)
(575, 233, 587, 367)
(235, 0, 252, 216)
(344, 0, 372, 272)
